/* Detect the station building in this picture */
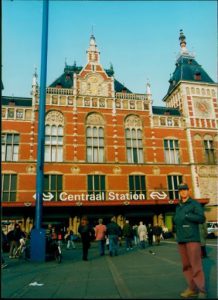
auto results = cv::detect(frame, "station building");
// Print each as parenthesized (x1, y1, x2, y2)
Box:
(2, 30, 217, 234)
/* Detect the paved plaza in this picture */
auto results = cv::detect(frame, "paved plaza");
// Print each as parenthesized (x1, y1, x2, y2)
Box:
(1, 239, 217, 299)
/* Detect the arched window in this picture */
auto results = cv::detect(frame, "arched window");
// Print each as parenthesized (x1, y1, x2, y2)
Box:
(44, 111, 64, 162)
(86, 113, 105, 163)
(125, 115, 143, 163)
(203, 136, 215, 164)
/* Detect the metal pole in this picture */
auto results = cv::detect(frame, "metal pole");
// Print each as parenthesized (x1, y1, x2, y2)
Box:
(35, 0, 49, 229)
(30, 0, 49, 262)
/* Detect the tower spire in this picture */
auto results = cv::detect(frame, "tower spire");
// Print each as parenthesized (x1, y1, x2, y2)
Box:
(179, 29, 189, 56)
(86, 34, 100, 64)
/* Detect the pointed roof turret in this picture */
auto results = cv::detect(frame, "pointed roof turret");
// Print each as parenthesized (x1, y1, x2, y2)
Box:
(86, 34, 100, 64)
(162, 30, 214, 101)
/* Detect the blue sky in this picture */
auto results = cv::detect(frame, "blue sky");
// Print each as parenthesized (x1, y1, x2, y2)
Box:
(2, 0, 217, 106)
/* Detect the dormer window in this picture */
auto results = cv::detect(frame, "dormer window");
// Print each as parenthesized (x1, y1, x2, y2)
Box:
(194, 72, 201, 81)
(56, 83, 62, 88)
(65, 74, 71, 80)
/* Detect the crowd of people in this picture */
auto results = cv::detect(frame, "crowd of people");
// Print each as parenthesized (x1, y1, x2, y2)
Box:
(2, 183, 210, 298)
(1, 217, 168, 266)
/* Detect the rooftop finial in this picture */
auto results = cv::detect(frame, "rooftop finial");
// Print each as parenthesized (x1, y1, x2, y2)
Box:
(179, 29, 186, 47)
(179, 29, 189, 55)
(146, 80, 151, 95)
(32, 66, 38, 86)
(65, 57, 67, 66)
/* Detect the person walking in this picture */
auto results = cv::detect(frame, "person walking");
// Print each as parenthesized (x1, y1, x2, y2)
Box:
(173, 183, 207, 299)
(106, 216, 121, 256)
(153, 224, 162, 245)
(64, 228, 76, 250)
(122, 220, 133, 250)
(132, 224, 139, 246)
(147, 223, 154, 246)
(95, 218, 107, 256)
(138, 221, 147, 249)
(7, 223, 26, 258)
(78, 216, 94, 261)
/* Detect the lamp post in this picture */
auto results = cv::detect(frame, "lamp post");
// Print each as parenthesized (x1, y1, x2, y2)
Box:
(30, 0, 49, 262)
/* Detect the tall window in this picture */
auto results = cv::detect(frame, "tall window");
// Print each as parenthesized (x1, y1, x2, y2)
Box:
(44, 111, 64, 162)
(86, 126, 104, 162)
(45, 125, 63, 162)
(87, 175, 105, 200)
(204, 139, 215, 164)
(164, 139, 180, 164)
(125, 115, 143, 163)
(1, 174, 17, 202)
(167, 175, 182, 200)
(44, 174, 62, 201)
(129, 175, 146, 198)
(86, 113, 105, 163)
(1, 133, 19, 161)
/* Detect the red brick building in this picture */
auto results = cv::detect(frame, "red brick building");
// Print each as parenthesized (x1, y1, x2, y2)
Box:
(2, 30, 217, 233)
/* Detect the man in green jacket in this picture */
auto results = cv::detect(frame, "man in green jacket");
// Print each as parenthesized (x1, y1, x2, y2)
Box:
(173, 183, 207, 299)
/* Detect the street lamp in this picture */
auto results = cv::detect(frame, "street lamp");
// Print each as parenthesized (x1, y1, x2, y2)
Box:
(30, 0, 49, 262)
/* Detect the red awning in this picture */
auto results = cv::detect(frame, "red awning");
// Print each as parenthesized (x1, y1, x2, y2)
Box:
(1, 198, 209, 208)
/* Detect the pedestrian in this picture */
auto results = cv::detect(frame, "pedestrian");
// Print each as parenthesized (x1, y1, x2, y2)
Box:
(138, 221, 147, 249)
(173, 183, 207, 299)
(7, 223, 26, 258)
(78, 216, 94, 261)
(64, 228, 76, 249)
(153, 224, 162, 245)
(106, 216, 121, 256)
(132, 224, 139, 246)
(95, 218, 107, 256)
(122, 220, 133, 250)
(199, 222, 208, 258)
(147, 223, 153, 246)
(2, 230, 8, 269)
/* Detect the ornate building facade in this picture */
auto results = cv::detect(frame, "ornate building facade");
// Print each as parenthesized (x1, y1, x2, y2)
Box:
(2, 30, 217, 233)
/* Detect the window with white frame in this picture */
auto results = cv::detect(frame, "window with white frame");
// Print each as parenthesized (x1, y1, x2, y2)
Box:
(87, 175, 106, 200)
(1, 174, 17, 202)
(44, 111, 64, 162)
(129, 175, 146, 198)
(125, 115, 143, 163)
(44, 174, 62, 201)
(86, 113, 105, 163)
(1, 133, 19, 161)
(204, 139, 215, 164)
(164, 139, 180, 164)
(167, 175, 183, 200)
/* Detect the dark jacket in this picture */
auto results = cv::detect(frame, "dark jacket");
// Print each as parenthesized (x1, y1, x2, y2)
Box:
(122, 223, 133, 238)
(106, 221, 121, 236)
(78, 225, 94, 242)
(173, 197, 205, 243)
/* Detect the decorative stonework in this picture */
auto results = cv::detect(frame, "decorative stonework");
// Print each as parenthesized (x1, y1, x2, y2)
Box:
(152, 167, 160, 175)
(71, 166, 80, 174)
(26, 165, 36, 173)
(125, 115, 142, 127)
(113, 166, 122, 174)
(46, 111, 64, 125)
(86, 113, 105, 125)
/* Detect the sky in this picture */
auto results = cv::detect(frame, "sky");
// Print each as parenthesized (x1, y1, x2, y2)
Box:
(2, 0, 217, 106)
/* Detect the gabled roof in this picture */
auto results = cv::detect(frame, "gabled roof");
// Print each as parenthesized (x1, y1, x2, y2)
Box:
(49, 64, 132, 93)
(152, 106, 181, 116)
(2, 96, 32, 107)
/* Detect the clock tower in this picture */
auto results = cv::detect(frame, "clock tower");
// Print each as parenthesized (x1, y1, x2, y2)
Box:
(163, 30, 217, 219)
